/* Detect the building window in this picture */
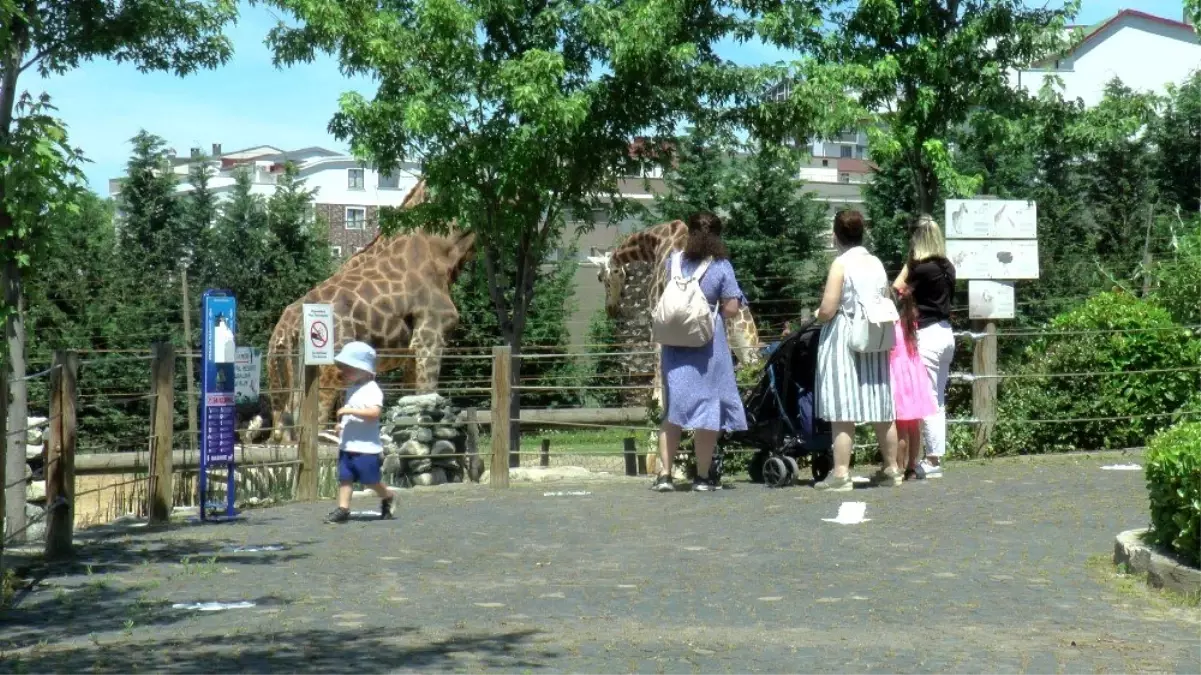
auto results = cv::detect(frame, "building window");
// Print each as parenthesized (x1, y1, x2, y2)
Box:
(821, 159, 829, 167)
(347, 168, 365, 190)
(838, 172, 850, 184)
(345, 207, 367, 230)
(840, 145, 853, 158)
(378, 172, 400, 189)
(855, 145, 866, 159)
(330, 246, 343, 258)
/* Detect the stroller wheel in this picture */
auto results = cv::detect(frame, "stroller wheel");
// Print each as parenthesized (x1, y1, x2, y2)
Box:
(811, 453, 833, 483)
(783, 456, 799, 481)
(748, 451, 768, 484)
(762, 456, 792, 488)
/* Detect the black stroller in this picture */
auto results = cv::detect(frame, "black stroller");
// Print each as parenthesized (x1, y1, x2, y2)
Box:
(726, 317, 834, 487)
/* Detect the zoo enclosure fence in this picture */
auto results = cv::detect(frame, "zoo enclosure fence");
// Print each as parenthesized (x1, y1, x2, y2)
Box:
(3, 318, 1200, 561)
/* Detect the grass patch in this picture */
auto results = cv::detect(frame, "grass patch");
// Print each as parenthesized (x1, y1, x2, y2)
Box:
(1085, 554, 1201, 610)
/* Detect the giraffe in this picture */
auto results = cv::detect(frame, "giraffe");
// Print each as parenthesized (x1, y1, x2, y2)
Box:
(261, 180, 475, 442)
(591, 220, 763, 474)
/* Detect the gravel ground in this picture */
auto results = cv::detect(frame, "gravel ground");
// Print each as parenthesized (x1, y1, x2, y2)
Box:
(1, 450, 1197, 674)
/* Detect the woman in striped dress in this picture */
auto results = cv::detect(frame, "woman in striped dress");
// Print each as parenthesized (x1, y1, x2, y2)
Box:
(812, 210, 900, 491)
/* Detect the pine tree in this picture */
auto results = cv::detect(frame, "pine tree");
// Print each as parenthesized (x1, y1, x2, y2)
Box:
(117, 131, 185, 275)
(264, 161, 334, 314)
(723, 142, 829, 334)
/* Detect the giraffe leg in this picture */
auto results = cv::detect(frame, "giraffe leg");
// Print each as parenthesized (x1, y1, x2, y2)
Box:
(410, 316, 450, 393)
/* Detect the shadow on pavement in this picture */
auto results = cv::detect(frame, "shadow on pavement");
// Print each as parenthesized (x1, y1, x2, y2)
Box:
(0, 627, 552, 673)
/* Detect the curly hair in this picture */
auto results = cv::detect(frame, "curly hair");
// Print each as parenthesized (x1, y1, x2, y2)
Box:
(683, 210, 730, 261)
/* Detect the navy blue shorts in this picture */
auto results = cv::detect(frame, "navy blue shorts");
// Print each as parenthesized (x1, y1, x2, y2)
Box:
(338, 451, 383, 485)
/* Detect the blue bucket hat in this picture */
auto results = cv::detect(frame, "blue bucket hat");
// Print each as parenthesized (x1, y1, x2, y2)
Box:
(333, 341, 377, 375)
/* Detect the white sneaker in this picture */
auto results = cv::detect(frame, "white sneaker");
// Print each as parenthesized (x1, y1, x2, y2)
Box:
(917, 460, 943, 479)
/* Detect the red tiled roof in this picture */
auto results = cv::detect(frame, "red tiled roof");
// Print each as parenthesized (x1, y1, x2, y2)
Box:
(837, 158, 876, 174)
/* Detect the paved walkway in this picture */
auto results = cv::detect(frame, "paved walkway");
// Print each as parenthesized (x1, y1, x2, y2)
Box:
(2, 451, 1198, 673)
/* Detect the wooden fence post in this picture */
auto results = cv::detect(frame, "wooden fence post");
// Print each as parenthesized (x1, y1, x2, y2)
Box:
(45, 350, 78, 559)
(295, 364, 321, 501)
(623, 437, 637, 477)
(540, 438, 550, 468)
(972, 321, 998, 458)
(148, 343, 176, 524)
(490, 345, 511, 489)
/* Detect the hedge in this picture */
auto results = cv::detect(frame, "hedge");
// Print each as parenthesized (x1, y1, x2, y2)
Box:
(1144, 421, 1201, 568)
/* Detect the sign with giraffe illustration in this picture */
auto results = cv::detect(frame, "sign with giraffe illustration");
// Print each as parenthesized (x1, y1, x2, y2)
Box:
(302, 303, 336, 365)
(944, 198, 1040, 283)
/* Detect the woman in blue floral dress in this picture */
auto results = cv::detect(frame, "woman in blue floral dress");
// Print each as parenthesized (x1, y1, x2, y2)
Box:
(653, 211, 749, 493)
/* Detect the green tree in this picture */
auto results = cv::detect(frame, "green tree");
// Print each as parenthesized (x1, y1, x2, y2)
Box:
(820, 0, 1077, 218)
(723, 142, 829, 334)
(1075, 79, 1163, 277)
(262, 0, 833, 453)
(117, 131, 185, 274)
(182, 154, 219, 269)
(1150, 70, 1201, 216)
(263, 161, 333, 317)
(199, 168, 274, 346)
(650, 126, 732, 224)
(0, 0, 236, 542)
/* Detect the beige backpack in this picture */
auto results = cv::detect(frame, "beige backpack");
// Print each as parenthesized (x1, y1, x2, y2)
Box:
(652, 251, 717, 348)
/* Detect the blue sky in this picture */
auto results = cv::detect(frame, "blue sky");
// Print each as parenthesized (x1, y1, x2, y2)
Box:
(27, 0, 1190, 194)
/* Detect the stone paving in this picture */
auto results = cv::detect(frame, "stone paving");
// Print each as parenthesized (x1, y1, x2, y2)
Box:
(1, 451, 1198, 673)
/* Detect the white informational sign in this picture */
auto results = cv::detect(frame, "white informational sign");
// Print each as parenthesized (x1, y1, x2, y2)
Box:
(968, 281, 1016, 320)
(947, 239, 1040, 280)
(945, 199, 1038, 240)
(302, 303, 335, 365)
(234, 347, 262, 404)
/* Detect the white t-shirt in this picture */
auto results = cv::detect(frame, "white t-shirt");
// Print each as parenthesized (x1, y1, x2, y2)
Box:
(340, 380, 384, 455)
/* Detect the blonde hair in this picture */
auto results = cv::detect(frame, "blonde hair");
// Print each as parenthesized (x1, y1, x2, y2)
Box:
(909, 214, 946, 261)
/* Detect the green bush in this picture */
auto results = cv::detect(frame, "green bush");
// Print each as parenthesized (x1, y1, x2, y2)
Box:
(993, 292, 1201, 454)
(1151, 227, 1200, 328)
(1144, 421, 1201, 568)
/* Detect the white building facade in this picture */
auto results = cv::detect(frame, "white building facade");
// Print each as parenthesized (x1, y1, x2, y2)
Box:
(110, 143, 423, 258)
(1013, 9, 1200, 108)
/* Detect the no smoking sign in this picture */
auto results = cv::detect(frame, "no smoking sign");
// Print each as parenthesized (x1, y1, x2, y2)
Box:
(302, 304, 335, 365)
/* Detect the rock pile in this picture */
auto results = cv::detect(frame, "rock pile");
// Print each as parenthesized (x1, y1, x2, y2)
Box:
(1, 416, 49, 544)
(380, 393, 483, 487)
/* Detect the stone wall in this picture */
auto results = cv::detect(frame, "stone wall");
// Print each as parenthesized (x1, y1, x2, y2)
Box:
(380, 393, 484, 487)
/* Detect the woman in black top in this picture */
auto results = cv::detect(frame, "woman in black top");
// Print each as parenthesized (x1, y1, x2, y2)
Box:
(893, 215, 956, 478)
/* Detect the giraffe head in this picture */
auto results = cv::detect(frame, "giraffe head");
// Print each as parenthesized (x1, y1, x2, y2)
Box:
(438, 230, 476, 285)
(589, 251, 627, 318)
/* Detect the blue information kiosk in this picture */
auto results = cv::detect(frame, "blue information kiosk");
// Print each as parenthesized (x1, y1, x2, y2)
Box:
(199, 290, 239, 521)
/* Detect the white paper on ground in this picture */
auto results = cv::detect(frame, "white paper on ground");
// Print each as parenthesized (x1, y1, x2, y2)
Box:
(543, 491, 591, 497)
(822, 501, 870, 525)
(1100, 464, 1141, 471)
(350, 510, 382, 517)
(226, 545, 286, 553)
(172, 601, 256, 611)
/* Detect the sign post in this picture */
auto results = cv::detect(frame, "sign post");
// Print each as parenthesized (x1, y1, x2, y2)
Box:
(296, 303, 335, 501)
(200, 290, 239, 521)
(944, 198, 1039, 457)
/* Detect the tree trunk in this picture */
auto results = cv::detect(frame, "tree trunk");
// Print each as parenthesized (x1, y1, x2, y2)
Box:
(2, 257, 27, 543)
(1, 0, 32, 545)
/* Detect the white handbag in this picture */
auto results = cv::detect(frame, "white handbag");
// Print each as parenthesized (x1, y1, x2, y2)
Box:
(845, 264, 898, 353)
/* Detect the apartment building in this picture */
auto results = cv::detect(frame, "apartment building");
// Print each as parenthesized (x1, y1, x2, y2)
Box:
(109, 143, 422, 259)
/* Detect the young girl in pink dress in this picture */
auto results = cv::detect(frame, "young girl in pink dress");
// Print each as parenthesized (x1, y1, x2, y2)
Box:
(890, 287, 938, 480)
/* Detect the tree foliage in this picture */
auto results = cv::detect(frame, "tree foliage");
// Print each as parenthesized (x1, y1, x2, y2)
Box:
(822, 0, 1078, 217)
(262, 0, 852, 452)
